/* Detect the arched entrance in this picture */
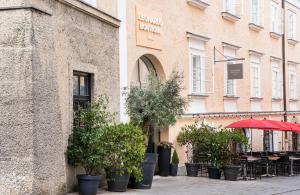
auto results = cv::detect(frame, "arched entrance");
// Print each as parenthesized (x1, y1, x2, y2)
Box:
(131, 54, 165, 153)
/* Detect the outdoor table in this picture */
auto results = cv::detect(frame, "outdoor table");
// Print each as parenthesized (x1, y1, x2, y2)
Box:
(242, 156, 260, 180)
(289, 157, 300, 176)
(261, 156, 280, 177)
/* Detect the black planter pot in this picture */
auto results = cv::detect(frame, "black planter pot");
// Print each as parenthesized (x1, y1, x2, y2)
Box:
(157, 146, 171, 177)
(107, 170, 130, 192)
(77, 175, 101, 195)
(207, 166, 221, 179)
(169, 163, 178, 176)
(224, 165, 240, 181)
(185, 163, 199, 177)
(128, 153, 158, 189)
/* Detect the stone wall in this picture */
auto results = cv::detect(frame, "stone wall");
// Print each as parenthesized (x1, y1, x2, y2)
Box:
(0, 0, 119, 194)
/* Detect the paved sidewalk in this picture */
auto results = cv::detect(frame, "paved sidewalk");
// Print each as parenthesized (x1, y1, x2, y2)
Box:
(71, 175, 300, 195)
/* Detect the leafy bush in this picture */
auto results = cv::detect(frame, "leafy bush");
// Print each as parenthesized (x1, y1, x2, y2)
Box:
(66, 95, 115, 175)
(177, 122, 248, 169)
(125, 70, 187, 132)
(98, 123, 145, 181)
(171, 150, 179, 165)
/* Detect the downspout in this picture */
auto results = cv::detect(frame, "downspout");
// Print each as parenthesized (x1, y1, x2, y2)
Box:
(282, 0, 287, 151)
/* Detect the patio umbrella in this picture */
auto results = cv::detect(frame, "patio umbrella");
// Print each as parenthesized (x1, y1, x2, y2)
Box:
(225, 119, 280, 154)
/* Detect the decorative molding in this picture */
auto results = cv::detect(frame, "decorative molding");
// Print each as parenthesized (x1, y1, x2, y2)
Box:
(57, 0, 120, 27)
(0, 6, 52, 15)
(188, 94, 209, 98)
(186, 0, 210, 10)
(272, 98, 282, 102)
(288, 60, 300, 65)
(222, 42, 241, 50)
(270, 56, 282, 62)
(289, 99, 299, 102)
(248, 23, 264, 32)
(250, 97, 263, 101)
(249, 50, 264, 57)
(221, 11, 240, 22)
(270, 32, 282, 39)
(186, 32, 210, 42)
(288, 38, 299, 46)
(223, 96, 240, 100)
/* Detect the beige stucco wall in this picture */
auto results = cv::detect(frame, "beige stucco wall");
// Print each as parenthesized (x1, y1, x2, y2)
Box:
(125, 0, 300, 167)
(0, 0, 119, 194)
(97, 0, 118, 18)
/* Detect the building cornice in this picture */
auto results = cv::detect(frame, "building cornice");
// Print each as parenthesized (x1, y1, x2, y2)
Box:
(186, 32, 210, 42)
(222, 42, 241, 50)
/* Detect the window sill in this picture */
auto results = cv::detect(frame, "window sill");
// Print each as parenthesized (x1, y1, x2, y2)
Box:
(270, 32, 282, 39)
(223, 95, 239, 100)
(186, 0, 210, 10)
(272, 98, 282, 102)
(221, 11, 240, 22)
(188, 94, 209, 98)
(289, 99, 299, 102)
(250, 97, 263, 101)
(248, 23, 264, 32)
(288, 39, 299, 46)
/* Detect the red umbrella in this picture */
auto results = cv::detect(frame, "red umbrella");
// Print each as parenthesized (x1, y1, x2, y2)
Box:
(225, 119, 280, 129)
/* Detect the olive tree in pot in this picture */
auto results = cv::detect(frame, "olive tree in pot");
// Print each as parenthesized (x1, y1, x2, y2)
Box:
(169, 150, 179, 176)
(66, 96, 115, 195)
(98, 123, 145, 192)
(125, 70, 187, 189)
(177, 123, 211, 177)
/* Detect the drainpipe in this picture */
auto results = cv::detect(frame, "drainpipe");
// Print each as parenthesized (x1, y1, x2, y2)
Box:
(282, 0, 287, 151)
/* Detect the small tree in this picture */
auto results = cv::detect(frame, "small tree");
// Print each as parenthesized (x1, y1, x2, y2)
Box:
(66, 95, 115, 175)
(125, 70, 187, 151)
(171, 150, 179, 165)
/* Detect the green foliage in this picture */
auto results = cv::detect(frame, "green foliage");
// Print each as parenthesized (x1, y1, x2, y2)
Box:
(98, 123, 145, 181)
(66, 95, 115, 175)
(125, 70, 187, 132)
(171, 150, 179, 165)
(177, 122, 248, 169)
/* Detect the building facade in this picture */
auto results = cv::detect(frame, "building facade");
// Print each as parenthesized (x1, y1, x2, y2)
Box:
(0, 0, 119, 194)
(119, 0, 300, 173)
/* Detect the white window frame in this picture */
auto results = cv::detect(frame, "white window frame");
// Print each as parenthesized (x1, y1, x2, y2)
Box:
(224, 0, 236, 14)
(250, 0, 264, 26)
(272, 62, 281, 99)
(288, 10, 297, 40)
(271, 1, 280, 33)
(289, 65, 297, 99)
(190, 50, 206, 95)
(250, 59, 261, 98)
(223, 47, 237, 97)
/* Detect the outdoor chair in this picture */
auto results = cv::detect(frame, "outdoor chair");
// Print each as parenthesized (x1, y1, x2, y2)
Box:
(276, 156, 290, 176)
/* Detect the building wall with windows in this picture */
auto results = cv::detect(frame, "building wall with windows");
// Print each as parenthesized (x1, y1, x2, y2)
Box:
(121, 0, 300, 171)
(0, 0, 119, 194)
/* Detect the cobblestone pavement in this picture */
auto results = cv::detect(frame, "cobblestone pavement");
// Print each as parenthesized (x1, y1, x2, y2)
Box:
(90, 175, 300, 195)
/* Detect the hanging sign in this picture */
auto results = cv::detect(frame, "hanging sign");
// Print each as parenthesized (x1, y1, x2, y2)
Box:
(227, 63, 243, 79)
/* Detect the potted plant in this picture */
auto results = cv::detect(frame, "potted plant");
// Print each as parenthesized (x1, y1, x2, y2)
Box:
(177, 123, 207, 177)
(66, 96, 115, 195)
(157, 141, 173, 176)
(98, 123, 145, 192)
(125, 70, 187, 189)
(170, 150, 179, 176)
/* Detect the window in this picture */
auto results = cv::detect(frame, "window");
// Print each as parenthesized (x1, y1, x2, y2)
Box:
(82, 0, 97, 7)
(272, 63, 281, 99)
(251, 0, 262, 25)
(73, 72, 91, 113)
(250, 61, 261, 98)
(271, 1, 280, 33)
(288, 11, 296, 40)
(224, 0, 243, 16)
(191, 53, 205, 94)
(224, 47, 236, 96)
(189, 38, 206, 95)
(263, 130, 274, 152)
(289, 65, 297, 99)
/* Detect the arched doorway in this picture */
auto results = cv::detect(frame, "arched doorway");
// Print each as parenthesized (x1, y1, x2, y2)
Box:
(131, 54, 165, 153)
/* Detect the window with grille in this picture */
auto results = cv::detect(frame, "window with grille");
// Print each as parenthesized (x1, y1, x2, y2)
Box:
(191, 54, 205, 94)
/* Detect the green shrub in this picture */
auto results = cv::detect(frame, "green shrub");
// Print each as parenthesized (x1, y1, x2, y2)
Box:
(66, 95, 115, 175)
(98, 123, 145, 181)
(171, 150, 179, 165)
